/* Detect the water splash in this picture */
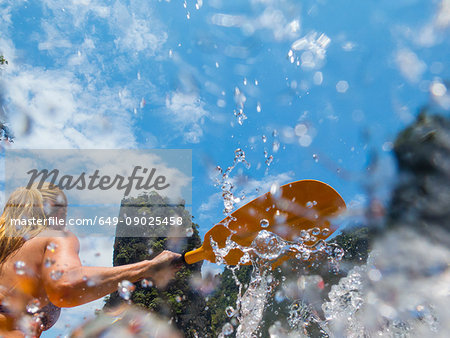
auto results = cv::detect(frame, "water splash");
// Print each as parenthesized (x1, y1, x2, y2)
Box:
(215, 149, 251, 216)
(210, 228, 345, 337)
(309, 228, 449, 338)
(289, 300, 328, 337)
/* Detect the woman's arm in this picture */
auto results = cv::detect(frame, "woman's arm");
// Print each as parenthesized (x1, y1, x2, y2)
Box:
(41, 233, 181, 308)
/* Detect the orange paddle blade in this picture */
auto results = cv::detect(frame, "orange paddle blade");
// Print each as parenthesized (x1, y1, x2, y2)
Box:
(185, 180, 346, 265)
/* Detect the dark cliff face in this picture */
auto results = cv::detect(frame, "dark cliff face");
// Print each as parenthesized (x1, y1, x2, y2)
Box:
(104, 192, 211, 338)
(389, 112, 450, 239)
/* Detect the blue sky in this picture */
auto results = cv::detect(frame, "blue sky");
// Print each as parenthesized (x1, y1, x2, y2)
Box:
(1, 0, 449, 336)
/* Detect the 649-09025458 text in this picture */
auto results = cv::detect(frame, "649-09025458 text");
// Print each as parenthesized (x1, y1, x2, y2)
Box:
(10, 216, 184, 227)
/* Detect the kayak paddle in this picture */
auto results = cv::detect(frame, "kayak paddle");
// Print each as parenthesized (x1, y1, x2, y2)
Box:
(183, 179, 346, 266)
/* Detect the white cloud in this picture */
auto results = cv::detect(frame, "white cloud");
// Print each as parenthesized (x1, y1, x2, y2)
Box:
(211, 0, 301, 41)
(41, 0, 111, 27)
(78, 236, 115, 267)
(2, 66, 137, 149)
(38, 21, 73, 51)
(165, 92, 209, 143)
(436, 0, 450, 28)
(114, 16, 167, 53)
(111, 1, 167, 55)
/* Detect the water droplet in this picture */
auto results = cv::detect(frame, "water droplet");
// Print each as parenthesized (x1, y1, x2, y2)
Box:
(234, 148, 245, 162)
(299, 134, 312, 147)
(336, 80, 349, 93)
(26, 299, 41, 314)
(141, 279, 153, 288)
(260, 219, 269, 228)
(225, 306, 235, 317)
(325, 244, 345, 260)
(148, 248, 154, 256)
(243, 78, 247, 86)
(306, 201, 314, 208)
(313, 154, 319, 162)
(270, 183, 280, 197)
(301, 252, 311, 260)
(175, 295, 182, 303)
(430, 81, 446, 97)
(294, 123, 307, 136)
(186, 227, 194, 237)
(368, 269, 382, 282)
(256, 102, 261, 112)
(46, 242, 58, 253)
(272, 141, 280, 153)
(262, 135, 267, 143)
(44, 258, 55, 268)
(118, 280, 135, 300)
(313, 239, 327, 251)
(14, 261, 26, 275)
(222, 322, 234, 335)
(252, 230, 287, 260)
(50, 270, 63, 280)
(311, 227, 321, 236)
(234, 109, 247, 125)
(322, 228, 330, 236)
(313, 71, 323, 85)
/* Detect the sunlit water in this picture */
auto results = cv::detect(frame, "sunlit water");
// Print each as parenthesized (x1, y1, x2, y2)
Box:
(211, 228, 345, 337)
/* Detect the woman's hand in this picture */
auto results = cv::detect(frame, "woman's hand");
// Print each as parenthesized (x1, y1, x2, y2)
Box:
(145, 251, 183, 289)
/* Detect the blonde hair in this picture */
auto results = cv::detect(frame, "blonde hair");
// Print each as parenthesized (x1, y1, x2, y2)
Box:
(0, 183, 67, 263)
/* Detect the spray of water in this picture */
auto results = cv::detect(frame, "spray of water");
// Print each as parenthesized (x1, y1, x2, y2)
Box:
(211, 227, 345, 337)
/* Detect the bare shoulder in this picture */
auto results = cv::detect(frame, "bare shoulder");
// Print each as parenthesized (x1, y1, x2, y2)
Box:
(37, 230, 80, 253)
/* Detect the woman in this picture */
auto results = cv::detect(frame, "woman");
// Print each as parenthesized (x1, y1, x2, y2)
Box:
(0, 183, 182, 337)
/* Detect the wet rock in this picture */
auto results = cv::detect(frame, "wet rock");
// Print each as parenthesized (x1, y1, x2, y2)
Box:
(389, 112, 450, 240)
